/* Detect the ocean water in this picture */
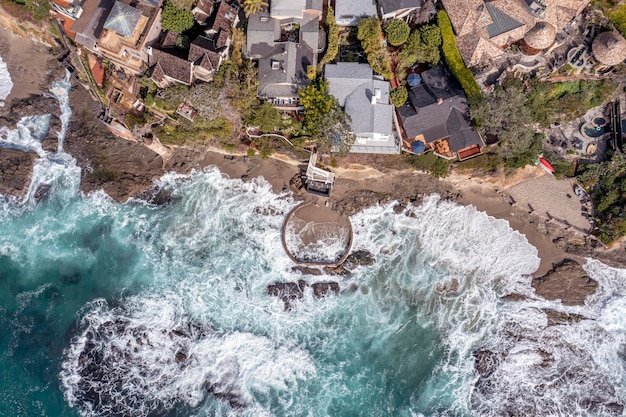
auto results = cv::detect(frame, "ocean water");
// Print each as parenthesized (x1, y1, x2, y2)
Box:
(0, 74, 626, 417)
(0, 54, 12, 106)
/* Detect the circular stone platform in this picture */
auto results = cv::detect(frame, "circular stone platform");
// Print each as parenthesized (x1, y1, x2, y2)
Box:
(281, 203, 352, 266)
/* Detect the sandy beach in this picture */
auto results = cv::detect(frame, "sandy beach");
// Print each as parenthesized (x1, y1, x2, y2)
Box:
(0, 24, 59, 105)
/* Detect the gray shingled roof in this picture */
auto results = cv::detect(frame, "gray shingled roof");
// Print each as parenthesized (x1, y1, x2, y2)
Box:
(246, 12, 280, 57)
(104, 1, 142, 37)
(325, 63, 394, 143)
(378, 0, 421, 15)
(485, 3, 523, 38)
(324, 62, 374, 106)
(398, 65, 483, 152)
(270, 0, 322, 18)
(335, 0, 377, 24)
(258, 42, 313, 98)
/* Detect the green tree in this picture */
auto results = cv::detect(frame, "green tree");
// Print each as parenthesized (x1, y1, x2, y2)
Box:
(471, 78, 539, 166)
(299, 78, 334, 132)
(246, 102, 282, 132)
(318, 7, 340, 71)
(384, 19, 410, 46)
(357, 18, 392, 79)
(299, 78, 354, 154)
(397, 25, 442, 76)
(390, 87, 408, 106)
(242, 0, 268, 16)
(161, 2, 194, 34)
(437, 11, 481, 101)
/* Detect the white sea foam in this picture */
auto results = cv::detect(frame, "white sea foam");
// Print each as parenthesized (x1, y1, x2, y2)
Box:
(0, 54, 13, 106)
(60, 295, 316, 417)
(284, 218, 350, 263)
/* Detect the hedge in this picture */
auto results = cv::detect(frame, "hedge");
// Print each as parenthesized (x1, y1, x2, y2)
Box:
(437, 11, 482, 102)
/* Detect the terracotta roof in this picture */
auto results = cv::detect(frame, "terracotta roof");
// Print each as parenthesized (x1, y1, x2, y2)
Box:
(524, 21, 556, 50)
(188, 36, 221, 70)
(160, 30, 178, 48)
(91, 61, 106, 86)
(592, 30, 626, 66)
(206, 0, 237, 41)
(193, 0, 215, 23)
(149, 48, 193, 84)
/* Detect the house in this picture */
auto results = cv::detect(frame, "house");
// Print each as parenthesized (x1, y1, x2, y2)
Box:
(270, 0, 322, 20)
(325, 62, 400, 154)
(188, 36, 223, 82)
(148, 46, 194, 87)
(246, 0, 322, 109)
(334, 0, 377, 26)
(71, 0, 162, 74)
(148, 0, 237, 86)
(397, 65, 484, 160)
(50, 0, 83, 38)
(440, 0, 590, 69)
(378, 0, 422, 20)
(192, 0, 215, 24)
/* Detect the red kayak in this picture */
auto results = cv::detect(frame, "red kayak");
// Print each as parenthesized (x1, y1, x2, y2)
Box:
(539, 157, 555, 173)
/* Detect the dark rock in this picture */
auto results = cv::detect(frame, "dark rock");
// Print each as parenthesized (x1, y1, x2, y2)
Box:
(473, 349, 502, 378)
(323, 264, 351, 276)
(311, 282, 339, 298)
(0, 148, 38, 197)
(267, 280, 307, 310)
(175, 351, 187, 363)
(543, 309, 587, 326)
(41, 136, 58, 153)
(343, 250, 375, 270)
(34, 184, 52, 201)
(133, 186, 176, 206)
(292, 266, 323, 276)
(503, 293, 526, 302)
(435, 278, 459, 295)
(532, 259, 598, 305)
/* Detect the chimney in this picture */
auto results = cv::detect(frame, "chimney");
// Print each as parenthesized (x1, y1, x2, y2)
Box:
(371, 88, 381, 105)
(437, 97, 443, 105)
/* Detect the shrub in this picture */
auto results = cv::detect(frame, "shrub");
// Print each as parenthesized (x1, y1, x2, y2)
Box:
(161, 1, 194, 34)
(246, 147, 256, 157)
(405, 152, 449, 178)
(246, 101, 281, 133)
(220, 141, 237, 153)
(318, 7, 340, 71)
(145, 94, 154, 107)
(390, 87, 408, 107)
(437, 11, 481, 101)
(384, 19, 410, 46)
(357, 18, 393, 79)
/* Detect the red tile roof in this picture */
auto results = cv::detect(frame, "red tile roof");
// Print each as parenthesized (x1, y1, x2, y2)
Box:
(91, 61, 106, 87)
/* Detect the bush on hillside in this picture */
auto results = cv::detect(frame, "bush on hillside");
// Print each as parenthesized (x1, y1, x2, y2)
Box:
(437, 11, 481, 101)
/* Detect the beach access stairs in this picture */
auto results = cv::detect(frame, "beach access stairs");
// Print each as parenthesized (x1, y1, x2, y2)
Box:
(304, 151, 335, 197)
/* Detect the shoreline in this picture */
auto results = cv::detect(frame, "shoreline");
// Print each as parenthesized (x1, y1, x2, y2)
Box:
(0, 23, 624, 280)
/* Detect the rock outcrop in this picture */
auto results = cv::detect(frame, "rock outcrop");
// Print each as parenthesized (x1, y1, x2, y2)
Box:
(532, 258, 598, 305)
(0, 148, 38, 197)
(267, 280, 340, 310)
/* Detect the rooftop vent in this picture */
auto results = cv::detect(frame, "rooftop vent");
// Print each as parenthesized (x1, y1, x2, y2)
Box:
(271, 60, 280, 70)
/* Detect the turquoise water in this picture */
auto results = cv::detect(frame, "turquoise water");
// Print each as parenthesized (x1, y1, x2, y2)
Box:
(1, 74, 626, 417)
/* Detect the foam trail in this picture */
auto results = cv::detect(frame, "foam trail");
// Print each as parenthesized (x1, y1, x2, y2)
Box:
(0, 54, 13, 106)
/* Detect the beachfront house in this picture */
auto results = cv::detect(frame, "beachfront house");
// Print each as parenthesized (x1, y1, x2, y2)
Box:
(378, 0, 422, 20)
(397, 65, 484, 160)
(71, 0, 163, 75)
(325, 62, 401, 154)
(334, 0, 377, 26)
(439, 0, 591, 70)
(245, 0, 323, 110)
(148, 0, 238, 87)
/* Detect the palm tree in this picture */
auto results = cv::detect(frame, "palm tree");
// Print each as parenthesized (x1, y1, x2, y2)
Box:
(243, 0, 268, 17)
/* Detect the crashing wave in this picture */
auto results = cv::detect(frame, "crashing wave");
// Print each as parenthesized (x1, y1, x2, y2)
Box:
(60, 296, 316, 417)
